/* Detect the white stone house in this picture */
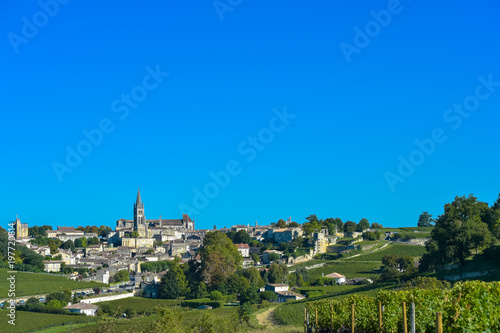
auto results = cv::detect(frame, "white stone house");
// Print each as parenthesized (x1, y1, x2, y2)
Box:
(236, 243, 250, 257)
(43, 260, 63, 272)
(64, 302, 99, 316)
(265, 283, 289, 293)
(324, 272, 346, 284)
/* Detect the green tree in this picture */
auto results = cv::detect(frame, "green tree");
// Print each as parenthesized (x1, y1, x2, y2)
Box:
(59, 240, 76, 252)
(268, 262, 288, 283)
(333, 218, 343, 233)
(240, 286, 260, 305)
(241, 267, 265, 288)
(199, 231, 243, 287)
(357, 218, 370, 231)
(276, 219, 288, 228)
(302, 221, 321, 236)
(74, 237, 87, 248)
(88, 236, 99, 245)
(251, 253, 259, 264)
(210, 290, 223, 301)
(114, 269, 129, 282)
(233, 230, 252, 244)
(193, 282, 208, 299)
(398, 255, 417, 275)
(26, 297, 38, 305)
(418, 212, 434, 227)
(47, 239, 61, 254)
(382, 254, 399, 268)
(305, 214, 319, 223)
(159, 269, 181, 299)
(238, 302, 253, 324)
(260, 291, 278, 302)
(131, 231, 139, 238)
(371, 223, 383, 229)
(343, 221, 357, 233)
(267, 252, 280, 263)
(46, 299, 62, 308)
(146, 306, 189, 333)
(426, 194, 492, 267)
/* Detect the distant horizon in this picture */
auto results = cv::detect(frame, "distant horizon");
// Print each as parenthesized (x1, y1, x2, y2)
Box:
(8, 188, 499, 231)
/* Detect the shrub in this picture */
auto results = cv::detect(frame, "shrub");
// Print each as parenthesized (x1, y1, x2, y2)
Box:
(180, 298, 224, 309)
(260, 291, 278, 302)
(209, 290, 223, 301)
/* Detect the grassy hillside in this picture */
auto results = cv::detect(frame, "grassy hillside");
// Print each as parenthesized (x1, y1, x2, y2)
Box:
(307, 261, 382, 280)
(95, 297, 181, 315)
(67, 306, 242, 333)
(0, 309, 95, 333)
(348, 244, 427, 262)
(0, 268, 107, 298)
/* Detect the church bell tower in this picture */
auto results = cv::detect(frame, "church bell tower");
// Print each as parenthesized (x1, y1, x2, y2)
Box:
(134, 188, 146, 235)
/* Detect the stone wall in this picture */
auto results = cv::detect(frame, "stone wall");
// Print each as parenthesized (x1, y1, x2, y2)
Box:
(80, 292, 134, 304)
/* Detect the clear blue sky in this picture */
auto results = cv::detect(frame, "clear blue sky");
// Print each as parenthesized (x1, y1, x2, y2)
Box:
(1, 0, 499, 230)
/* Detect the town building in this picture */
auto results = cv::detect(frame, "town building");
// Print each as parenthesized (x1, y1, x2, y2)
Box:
(64, 303, 99, 316)
(262, 250, 283, 264)
(43, 260, 63, 272)
(236, 243, 250, 257)
(15, 217, 28, 239)
(265, 283, 289, 293)
(116, 189, 195, 238)
(276, 290, 305, 302)
(324, 272, 346, 284)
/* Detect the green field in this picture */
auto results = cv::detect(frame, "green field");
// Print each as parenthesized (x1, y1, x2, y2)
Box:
(67, 306, 242, 333)
(289, 259, 328, 270)
(274, 282, 398, 326)
(348, 244, 427, 262)
(295, 284, 361, 295)
(95, 297, 181, 315)
(307, 261, 382, 280)
(0, 310, 96, 333)
(0, 269, 107, 298)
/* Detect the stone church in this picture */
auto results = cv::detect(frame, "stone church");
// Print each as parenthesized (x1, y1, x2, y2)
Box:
(116, 188, 195, 238)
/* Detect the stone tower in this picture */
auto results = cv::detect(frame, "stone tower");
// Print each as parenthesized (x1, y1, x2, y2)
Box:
(134, 188, 147, 237)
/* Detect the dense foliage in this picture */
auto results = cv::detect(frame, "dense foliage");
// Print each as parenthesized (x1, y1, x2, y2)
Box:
(306, 280, 500, 332)
(421, 193, 499, 270)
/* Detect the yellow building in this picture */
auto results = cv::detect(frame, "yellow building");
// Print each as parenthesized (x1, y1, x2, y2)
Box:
(15, 217, 28, 238)
(122, 237, 155, 248)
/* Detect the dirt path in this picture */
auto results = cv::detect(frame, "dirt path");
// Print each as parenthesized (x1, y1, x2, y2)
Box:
(256, 306, 277, 327)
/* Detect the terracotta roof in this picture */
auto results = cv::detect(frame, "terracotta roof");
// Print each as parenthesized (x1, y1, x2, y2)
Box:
(65, 303, 99, 310)
(324, 272, 345, 279)
(236, 243, 250, 249)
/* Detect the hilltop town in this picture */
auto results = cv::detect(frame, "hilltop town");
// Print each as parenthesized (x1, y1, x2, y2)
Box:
(12, 189, 351, 287)
(2, 191, 500, 333)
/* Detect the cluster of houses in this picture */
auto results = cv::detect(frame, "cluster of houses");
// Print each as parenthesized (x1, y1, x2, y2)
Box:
(12, 190, 383, 316)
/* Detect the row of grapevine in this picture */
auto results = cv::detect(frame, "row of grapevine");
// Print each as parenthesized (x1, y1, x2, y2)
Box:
(305, 280, 500, 332)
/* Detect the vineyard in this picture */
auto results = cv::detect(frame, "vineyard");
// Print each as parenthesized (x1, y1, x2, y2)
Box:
(305, 280, 500, 332)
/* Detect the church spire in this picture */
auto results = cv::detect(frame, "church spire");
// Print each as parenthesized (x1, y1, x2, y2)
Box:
(136, 187, 142, 205)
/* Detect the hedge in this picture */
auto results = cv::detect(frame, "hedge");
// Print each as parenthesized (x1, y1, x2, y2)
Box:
(181, 298, 224, 309)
